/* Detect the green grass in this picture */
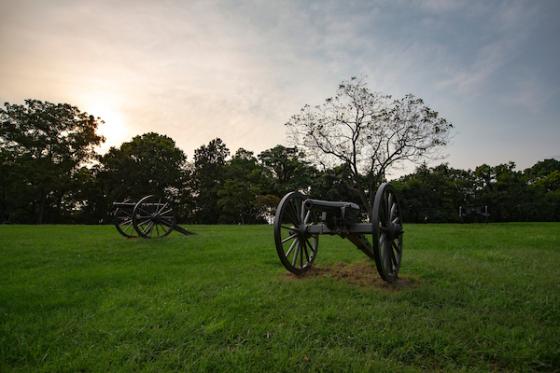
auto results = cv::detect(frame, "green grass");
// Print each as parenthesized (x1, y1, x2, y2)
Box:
(1, 223, 559, 372)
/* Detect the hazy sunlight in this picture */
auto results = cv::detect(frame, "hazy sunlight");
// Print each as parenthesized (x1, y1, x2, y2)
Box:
(84, 96, 129, 153)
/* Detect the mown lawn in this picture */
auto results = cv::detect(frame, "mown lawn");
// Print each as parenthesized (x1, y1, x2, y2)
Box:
(0, 223, 559, 372)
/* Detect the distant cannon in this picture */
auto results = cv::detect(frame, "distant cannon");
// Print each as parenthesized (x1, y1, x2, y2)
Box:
(273, 183, 404, 283)
(112, 195, 193, 239)
(459, 205, 489, 223)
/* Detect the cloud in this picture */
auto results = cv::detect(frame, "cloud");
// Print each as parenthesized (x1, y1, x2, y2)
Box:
(0, 0, 557, 169)
(501, 73, 556, 113)
(436, 0, 538, 95)
(437, 39, 514, 94)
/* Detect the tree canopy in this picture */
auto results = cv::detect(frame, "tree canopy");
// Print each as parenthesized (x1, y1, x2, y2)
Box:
(286, 77, 453, 212)
(0, 100, 104, 223)
(193, 138, 230, 223)
(98, 132, 186, 200)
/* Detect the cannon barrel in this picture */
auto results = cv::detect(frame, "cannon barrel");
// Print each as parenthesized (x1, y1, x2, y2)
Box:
(112, 201, 137, 207)
(304, 198, 361, 225)
(113, 201, 167, 208)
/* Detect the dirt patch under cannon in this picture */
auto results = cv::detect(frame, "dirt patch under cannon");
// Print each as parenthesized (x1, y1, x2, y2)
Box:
(283, 261, 418, 290)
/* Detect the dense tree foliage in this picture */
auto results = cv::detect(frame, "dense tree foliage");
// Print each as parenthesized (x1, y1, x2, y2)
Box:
(258, 145, 314, 197)
(1, 99, 558, 224)
(218, 148, 266, 224)
(393, 160, 560, 222)
(87, 132, 188, 223)
(193, 138, 230, 223)
(0, 100, 103, 223)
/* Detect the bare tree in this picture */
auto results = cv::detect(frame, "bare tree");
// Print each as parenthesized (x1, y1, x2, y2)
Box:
(286, 77, 453, 213)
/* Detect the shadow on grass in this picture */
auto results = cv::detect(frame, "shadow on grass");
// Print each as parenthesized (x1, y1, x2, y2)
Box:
(283, 261, 419, 290)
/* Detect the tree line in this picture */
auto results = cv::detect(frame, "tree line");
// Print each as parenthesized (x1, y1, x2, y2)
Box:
(1, 97, 558, 224)
(395, 160, 560, 222)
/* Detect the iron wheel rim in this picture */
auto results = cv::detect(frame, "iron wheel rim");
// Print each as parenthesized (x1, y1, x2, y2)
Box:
(132, 195, 175, 239)
(372, 183, 403, 282)
(273, 191, 319, 275)
(114, 206, 137, 238)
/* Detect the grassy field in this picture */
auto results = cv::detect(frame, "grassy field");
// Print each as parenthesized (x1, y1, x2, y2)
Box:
(1, 223, 559, 372)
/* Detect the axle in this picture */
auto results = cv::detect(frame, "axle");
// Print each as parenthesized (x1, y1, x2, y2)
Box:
(305, 222, 373, 235)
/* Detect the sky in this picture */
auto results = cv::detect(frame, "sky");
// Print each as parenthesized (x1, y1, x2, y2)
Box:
(1, 0, 559, 174)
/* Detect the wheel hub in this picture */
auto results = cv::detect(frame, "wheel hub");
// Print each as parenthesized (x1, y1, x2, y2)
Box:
(382, 222, 403, 240)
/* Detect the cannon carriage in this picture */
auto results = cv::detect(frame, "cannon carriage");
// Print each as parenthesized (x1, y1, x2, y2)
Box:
(273, 183, 403, 283)
(112, 195, 192, 239)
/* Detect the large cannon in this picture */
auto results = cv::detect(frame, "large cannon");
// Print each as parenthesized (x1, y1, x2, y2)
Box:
(112, 195, 193, 239)
(273, 183, 403, 283)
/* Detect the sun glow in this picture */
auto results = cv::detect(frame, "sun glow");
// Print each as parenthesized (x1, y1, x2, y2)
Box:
(83, 97, 129, 153)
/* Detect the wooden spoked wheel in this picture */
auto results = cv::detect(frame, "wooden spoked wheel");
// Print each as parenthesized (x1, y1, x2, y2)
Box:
(273, 191, 319, 275)
(132, 195, 175, 239)
(372, 183, 404, 283)
(113, 205, 137, 238)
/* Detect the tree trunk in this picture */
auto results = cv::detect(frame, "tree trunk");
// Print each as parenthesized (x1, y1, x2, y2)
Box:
(37, 192, 45, 224)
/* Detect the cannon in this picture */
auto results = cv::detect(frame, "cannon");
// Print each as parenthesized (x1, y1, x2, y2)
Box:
(112, 195, 193, 239)
(273, 183, 403, 283)
(459, 205, 489, 223)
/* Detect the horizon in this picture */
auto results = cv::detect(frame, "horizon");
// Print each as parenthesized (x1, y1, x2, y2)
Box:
(1, 0, 559, 172)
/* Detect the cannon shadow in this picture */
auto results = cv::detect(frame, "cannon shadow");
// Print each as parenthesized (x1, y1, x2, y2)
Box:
(283, 261, 418, 291)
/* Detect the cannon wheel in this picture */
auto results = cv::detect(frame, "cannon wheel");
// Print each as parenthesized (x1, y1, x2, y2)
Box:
(132, 195, 175, 239)
(114, 205, 137, 238)
(372, 183, 404, 283)
(274, 191, 319, 275)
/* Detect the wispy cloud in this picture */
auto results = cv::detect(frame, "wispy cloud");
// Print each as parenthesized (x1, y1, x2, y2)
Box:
(0, 0, 558, 168)
(436, 0, 538, 95)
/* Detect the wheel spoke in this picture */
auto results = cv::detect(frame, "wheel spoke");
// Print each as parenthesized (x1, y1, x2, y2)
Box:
(295, 199, 302, 222)
(143, 221, 154, 235)
(381, 193, 388, 224)
(158, 208, 173, 216)
(281, 225, 297, 233)
(282, 234, 297, 244)
(291, 242, 300, 266)
(139, 221, 148, 233)
(157, 201, 168, 214)
(379, 234, 389, 273)
(292, 200, 300, 223)
(299, 241, 304, 268)
(303, 210, 310, 224)
(393, 240, 401, 254)
(302, 240, 310, 263)
(138, 218, 151, 227)
(387, 193, 393, 224)
(287, 200, 299, 225)
(389, 242, 398, 267)
(384, 237, 392, 273)
(285, 239, 298, 257)
(159, 215, 174, 222)
(306, 238, 315, 254)
(158, 219, 174, 227)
